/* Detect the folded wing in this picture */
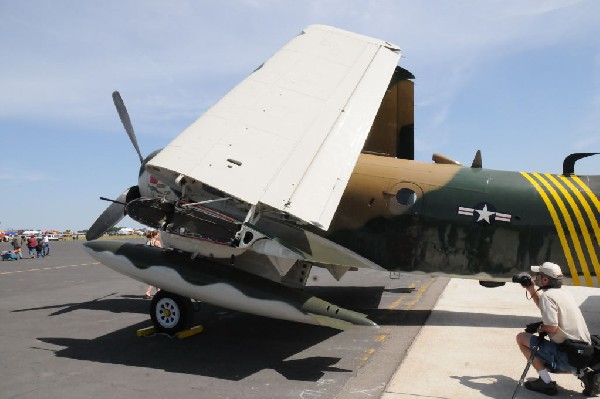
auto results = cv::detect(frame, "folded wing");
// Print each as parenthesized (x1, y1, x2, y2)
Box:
(147, 24, 400, 230)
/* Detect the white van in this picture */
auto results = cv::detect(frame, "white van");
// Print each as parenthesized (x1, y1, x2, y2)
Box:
(34, 234, 61, 241)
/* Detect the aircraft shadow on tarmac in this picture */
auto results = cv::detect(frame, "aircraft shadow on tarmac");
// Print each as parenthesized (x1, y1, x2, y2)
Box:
(370, 309, 540, 329)
(36, 311, 349, 381)
(370, 293, 600, 330)
(13, 293, 348, 381)
(11, 293, 149, 316)
(15, 286, 599, 381)
(12, 285, 417, 382)
(306, 285, 543, 329)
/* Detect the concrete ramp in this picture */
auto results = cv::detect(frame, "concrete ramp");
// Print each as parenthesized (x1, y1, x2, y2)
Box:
(383, 278, 600, 398)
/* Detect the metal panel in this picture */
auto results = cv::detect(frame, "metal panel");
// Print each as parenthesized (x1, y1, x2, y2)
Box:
(147, 25, 400, 229)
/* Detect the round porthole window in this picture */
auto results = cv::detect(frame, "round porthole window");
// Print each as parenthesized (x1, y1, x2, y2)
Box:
(396, 188, 417, 206)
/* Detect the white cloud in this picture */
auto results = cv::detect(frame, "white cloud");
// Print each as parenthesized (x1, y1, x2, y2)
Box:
(0, 170, 49, 182)
(2, 0, 597, 129)
(502, 0, 584, 16)
(1, 1, 599, 164)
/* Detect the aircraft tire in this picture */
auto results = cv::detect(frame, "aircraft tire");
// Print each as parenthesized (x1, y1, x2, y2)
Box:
(150, 291, 193, 335)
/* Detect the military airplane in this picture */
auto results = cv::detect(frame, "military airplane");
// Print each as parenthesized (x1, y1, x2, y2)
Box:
(84, 25, 599, 334)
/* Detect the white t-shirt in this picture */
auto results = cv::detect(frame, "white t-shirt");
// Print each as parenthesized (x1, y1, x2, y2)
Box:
(539, 288, 591, 344)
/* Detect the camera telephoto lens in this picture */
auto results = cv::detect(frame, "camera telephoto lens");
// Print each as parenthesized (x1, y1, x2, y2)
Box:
(512, 273, 532, 287)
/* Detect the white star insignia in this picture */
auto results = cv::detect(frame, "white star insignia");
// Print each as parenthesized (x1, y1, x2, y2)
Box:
(475, 204, 495, 224)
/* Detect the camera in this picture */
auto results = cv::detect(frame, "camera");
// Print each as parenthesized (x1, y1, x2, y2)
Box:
(525, 321, 542, 333)
(512, 272, 533, 287)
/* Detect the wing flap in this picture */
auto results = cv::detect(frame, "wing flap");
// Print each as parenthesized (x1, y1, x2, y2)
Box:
(147, 25, 400, 229)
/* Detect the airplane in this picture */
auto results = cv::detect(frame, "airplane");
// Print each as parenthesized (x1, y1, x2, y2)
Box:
(84, 25, 599, 335)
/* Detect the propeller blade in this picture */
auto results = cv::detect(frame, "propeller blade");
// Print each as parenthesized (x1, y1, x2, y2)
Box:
(112, 91, 144, 164)
(86, 186, 141, 241)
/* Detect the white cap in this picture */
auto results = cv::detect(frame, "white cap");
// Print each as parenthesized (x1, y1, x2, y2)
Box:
(531, 262, 563, 279)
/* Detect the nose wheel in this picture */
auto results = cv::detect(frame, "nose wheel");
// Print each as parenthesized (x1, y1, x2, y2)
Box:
(150, 290, 193, 335)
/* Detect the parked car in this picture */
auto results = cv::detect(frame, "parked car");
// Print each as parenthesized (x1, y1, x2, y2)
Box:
(35, 234, 61, 241)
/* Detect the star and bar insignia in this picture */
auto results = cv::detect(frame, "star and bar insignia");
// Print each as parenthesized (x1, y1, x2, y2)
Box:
(457, 202, 512, 224)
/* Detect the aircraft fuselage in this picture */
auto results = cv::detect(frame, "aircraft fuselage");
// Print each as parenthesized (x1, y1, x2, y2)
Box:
(327, 153, 600, 287)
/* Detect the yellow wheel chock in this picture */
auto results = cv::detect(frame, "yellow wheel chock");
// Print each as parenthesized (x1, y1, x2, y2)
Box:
(136, 326, 156, 337)
(175, 325, 204, 339)
(136, 325, 204, 339)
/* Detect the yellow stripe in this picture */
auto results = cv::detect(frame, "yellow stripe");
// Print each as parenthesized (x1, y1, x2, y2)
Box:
(520, 172, 581, 285)
(534, 173, 593, 286)
(572, 176, 600, 213)
(387, 282, 415, 309)
(558, 176, 600, 247)
(546, 174, 600, 285)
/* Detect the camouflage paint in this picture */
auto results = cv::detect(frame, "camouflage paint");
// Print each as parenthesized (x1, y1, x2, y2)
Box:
(82, 240, 376, 329)
(326, 154, 600, 287)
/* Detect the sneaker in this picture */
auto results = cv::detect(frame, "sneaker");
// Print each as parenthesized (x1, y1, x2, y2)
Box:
(581, 369, 600, 396)
(524, 378, 558, 395)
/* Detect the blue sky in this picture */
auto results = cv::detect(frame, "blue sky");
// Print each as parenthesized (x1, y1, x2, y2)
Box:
(1, 0, 599, 232)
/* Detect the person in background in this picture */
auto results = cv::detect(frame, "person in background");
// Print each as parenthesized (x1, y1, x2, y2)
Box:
(35, 236, 44, 258)
(145, 230, 162, 299)
(27, 235, 37, 258)
(11, 235, 23, 259)
(43, 234, 50, 256)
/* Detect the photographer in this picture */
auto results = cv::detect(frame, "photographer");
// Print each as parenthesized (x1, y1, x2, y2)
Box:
(515, 262, 591, 395)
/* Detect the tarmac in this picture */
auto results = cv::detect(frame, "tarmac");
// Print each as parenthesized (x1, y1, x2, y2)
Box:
(381, 278, 600, 399)
(2, 239, 600, 398)
(0, 239, 440, 399)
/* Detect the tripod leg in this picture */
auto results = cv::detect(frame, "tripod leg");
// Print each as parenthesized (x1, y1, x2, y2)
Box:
(512, 335, 544, 399)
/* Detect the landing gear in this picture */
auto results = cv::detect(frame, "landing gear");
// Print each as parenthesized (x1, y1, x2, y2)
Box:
(150, 290, 193, 335)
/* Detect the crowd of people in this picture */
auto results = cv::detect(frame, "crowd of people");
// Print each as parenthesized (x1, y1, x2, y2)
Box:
(3, 231, 163, 302)
(7, 235, 51, 259)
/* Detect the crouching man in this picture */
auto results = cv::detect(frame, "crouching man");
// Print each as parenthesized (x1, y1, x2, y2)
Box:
(516, 262, 591, 395)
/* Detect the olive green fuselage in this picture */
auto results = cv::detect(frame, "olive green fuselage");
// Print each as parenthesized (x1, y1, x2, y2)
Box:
(327, 154, 600, 287)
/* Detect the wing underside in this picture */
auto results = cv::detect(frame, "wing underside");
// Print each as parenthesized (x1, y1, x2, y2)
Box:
(147, 24, 400, 230)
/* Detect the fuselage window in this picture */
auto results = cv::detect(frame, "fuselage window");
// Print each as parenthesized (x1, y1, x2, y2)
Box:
(396, 188, 417, 206)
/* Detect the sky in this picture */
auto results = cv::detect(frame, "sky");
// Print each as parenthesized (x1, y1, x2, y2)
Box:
(1, 0, 599, 232)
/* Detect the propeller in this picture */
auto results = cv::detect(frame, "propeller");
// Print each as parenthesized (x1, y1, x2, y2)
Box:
(86, 91, 145, 240)
(86, 186, 141, 241)
(112, 91, 144, 164)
